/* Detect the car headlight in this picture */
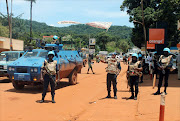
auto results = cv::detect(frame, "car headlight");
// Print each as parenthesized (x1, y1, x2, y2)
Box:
(9, 67, 12, 71)
(34, 68, 38, 72)
(30, 68, 34, 72)
(4, 65, 7, 69)
(11, 67, 15, 71)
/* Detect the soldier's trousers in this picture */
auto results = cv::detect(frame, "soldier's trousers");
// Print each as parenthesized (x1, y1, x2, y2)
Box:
(107, 73, 117, 95)
(158, 69, 170, 88)
(130, 76, 139, 96)
(42, 74, 55, 98)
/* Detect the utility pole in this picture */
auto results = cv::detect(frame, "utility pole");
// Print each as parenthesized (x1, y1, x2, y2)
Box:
(30, 0, 33, 43)
(141, 0, 147, 57)
(10, 0, 13, 51)
(6, 0, 12, 51)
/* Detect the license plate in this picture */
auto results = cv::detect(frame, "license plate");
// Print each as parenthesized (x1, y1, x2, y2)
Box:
(18, 74, 24, 78)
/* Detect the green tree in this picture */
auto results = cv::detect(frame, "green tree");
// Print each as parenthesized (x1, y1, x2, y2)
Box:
(0, 22, 9, 37)
(96, 32, 111, 50)
(106, 41, 117, 53)
(121, 0, 180, 47)
(118, 39, 130, 52)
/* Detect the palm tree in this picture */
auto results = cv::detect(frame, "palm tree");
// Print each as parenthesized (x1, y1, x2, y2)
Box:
(25, 0, 36, 43)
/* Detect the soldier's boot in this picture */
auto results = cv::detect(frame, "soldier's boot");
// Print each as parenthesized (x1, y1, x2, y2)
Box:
(154, 87, 161, 95)
(114, 91, 117, 99)
(164, 87, 167, 95)
(39, 97, 45, 103)
(52, 96, 56, 103)
(106, 91, 111, 98)
(128, 92, 134, 99)
(134, 93, 138, 100)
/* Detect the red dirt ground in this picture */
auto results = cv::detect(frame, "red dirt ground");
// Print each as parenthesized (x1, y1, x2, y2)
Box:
(0, 62, 180, 121)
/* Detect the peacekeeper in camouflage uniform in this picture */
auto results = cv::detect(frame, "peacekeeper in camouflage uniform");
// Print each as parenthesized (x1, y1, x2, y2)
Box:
(154, 48, 173, 95)
(127, 53, 143, 100)
(40, 51, 58, 103)
(105, 54, 121, 99)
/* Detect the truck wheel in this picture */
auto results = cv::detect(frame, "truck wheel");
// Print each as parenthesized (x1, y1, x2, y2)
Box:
(12, 80, 24, 90)
(69, 70, 77, 85)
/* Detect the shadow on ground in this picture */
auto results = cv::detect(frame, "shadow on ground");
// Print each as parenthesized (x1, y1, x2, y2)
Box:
(0, 78, 11, 83)
(5, 81, 72, 94)
(36, 100, 53, 103)
(139, 74, 180, 87)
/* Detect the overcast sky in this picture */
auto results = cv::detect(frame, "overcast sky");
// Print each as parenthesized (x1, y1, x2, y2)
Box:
(0, 0, 133, 27)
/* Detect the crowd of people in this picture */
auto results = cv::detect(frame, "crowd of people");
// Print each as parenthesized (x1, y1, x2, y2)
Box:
(102, 47, 175, 100)
(39, 36, 177, 103)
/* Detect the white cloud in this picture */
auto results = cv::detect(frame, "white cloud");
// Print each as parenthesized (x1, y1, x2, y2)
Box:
(85, 9, 128, 18)
(49, 24, 54, 27)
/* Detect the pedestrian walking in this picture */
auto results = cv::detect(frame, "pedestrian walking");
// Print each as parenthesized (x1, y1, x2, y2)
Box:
(127, 53, 143, 100)
(177, 50, 180, 80)
(87, 54, 95, 74)
(154, 48, 173, 95)
(104, 54, 121, 99)
(40, 51, 58, 103)
(138, 54, 144, 83)
(96, 55, 100, 63)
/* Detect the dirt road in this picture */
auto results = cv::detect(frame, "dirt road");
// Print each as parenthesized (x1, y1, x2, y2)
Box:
(0, 62, 180, 121)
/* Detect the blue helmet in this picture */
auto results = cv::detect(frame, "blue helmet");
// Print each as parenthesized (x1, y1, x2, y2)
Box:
(53, 35, 58, 40)
(138, 54, 142, 58)
(48, 51, 55, 56)
(132, 53, 138, 58)
(163, 48, 170, 53)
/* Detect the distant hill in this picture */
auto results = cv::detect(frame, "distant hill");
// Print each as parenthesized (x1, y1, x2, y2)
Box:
(0, 16, 132, 39)
(0, 16, 133, 52)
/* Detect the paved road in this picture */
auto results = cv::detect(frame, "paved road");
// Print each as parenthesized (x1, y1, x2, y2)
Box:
(0, 62, 180, 121)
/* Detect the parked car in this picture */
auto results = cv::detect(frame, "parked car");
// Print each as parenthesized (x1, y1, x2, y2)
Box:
(0, 51, 24, 77)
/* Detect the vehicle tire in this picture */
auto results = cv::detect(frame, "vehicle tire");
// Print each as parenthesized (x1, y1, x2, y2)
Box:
(12, 80, 24, 90)
(69, 69, 77, 85)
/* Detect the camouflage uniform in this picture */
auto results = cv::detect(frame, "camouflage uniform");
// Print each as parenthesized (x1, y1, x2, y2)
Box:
(128, 61, 142, 98)
(106, 58, 121, 98)
(42, 60, 58, 100)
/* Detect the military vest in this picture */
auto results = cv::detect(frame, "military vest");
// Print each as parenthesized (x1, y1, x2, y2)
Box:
(106, 58, 120, 75)
(44, 60, 57, 75)
(129, 61, 141, 76)
(159, 55, 172, 68)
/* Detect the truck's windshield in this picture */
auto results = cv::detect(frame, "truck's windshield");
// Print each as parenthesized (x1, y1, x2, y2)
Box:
(6, 53, 19, 61)
(24, 52, 38, 57)
(38, 52, 48, 58)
